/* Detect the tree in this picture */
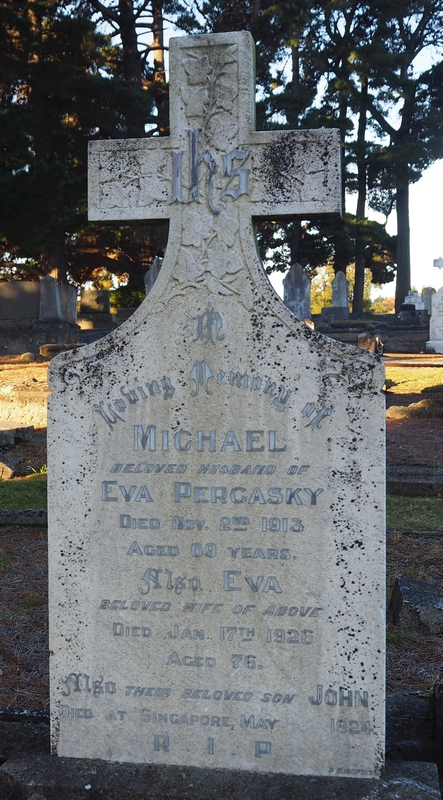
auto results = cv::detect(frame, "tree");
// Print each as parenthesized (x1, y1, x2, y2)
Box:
(84, 0, 174, 135)
(0, 0, 159, 283)
(349, 0, 443, 311)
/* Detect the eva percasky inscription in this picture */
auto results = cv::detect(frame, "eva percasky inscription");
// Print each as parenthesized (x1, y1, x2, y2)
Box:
(48, 30, 384, 778)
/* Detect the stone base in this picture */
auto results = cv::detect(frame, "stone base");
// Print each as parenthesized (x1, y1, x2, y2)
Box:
(426, 340, 443, 353)
(387, 466, 443, 497)
(0, 326, 80, 357)
(321, 306, 350, 321)
(0, 756, 441, 800)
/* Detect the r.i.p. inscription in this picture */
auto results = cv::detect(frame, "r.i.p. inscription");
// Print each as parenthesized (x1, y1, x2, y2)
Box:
(48, 31, 385, 777)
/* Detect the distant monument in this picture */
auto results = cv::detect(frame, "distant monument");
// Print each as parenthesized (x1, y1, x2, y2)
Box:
(283, 263, 311, 321)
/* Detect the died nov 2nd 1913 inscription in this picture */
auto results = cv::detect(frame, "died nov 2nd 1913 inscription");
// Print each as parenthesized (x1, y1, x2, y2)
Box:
(48, 31, 385, 777)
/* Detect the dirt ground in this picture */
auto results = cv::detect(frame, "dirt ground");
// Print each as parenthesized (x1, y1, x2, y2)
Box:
(0, 355, 443, 711)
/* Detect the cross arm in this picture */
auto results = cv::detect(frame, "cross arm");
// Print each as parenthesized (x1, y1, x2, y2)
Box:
(88, 138, 173, 222)
(248, 129, 342, 217)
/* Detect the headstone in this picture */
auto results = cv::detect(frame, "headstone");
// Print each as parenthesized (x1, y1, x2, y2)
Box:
(422, 287, 436, 316)
(426, 286, 443, 353)
(283, 263, 311, 320)
(38, 276, 63, 324)
(0, 281, 40, 320)
(48, 31, 385, 779)
(58, 283, 78, 326)
(145, 256, 163, 295)
(332, 271, 349, 317)
(80, 289, 111, 314)
(322, 271, 349, 321)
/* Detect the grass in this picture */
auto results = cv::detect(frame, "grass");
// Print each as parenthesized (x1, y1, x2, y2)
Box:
(384, 366, 443, 395)
(386, 495, 443, 530)
(0, 473, 47, 509)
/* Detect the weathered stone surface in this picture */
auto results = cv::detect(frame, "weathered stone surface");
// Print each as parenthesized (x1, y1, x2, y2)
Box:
(389, 575, 443, 634)
(0, 757, 440, 800)
(48, 31, 385, 778)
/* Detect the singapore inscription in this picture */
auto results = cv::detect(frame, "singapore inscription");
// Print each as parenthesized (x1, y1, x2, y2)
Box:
(48, 30, 385, 778)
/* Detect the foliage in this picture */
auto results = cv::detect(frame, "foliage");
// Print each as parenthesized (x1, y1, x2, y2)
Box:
(0, 0, 442, 302)
(110, 279, 146, 308)
(0, 0, 164, 283)
(310, 262, 334, 313)
(371, 295, 395, 313)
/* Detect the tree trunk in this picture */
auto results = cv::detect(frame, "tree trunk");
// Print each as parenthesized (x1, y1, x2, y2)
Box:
(288, 221, 302, 265)
(41, 240, 68, 283)
(333, 99, 348, 275)
(151, 0, 168, 135)
(395, 179, 411, 313)
(118, 0, 145, 137)
(353, 80, 368, 315)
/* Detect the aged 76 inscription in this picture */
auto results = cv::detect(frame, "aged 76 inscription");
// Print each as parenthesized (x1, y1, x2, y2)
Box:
(48, 31, 384, 778)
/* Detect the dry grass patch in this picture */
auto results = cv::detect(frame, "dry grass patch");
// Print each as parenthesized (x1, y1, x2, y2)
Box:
(384, 366, 443, 395)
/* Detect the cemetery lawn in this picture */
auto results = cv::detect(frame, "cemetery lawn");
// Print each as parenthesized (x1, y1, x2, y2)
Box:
(0, 473, 46, 509)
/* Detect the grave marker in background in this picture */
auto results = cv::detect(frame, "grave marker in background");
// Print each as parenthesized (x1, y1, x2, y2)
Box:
(48, 31, 385, 778)
(331, 271, 350, 319)
(427, 286, 443, 353)
(283, 263, 311, 321)
(422, 287, 436, 316)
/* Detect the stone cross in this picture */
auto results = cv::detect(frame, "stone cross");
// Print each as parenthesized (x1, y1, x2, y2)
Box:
(89, 32, 341, 298)
(48, 32, 385, 780)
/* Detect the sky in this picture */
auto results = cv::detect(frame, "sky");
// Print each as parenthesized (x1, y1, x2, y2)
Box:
(269, 158, 443, 301)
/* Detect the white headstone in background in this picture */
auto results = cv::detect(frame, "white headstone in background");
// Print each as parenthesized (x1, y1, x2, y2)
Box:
(427, 286, 443, 353)
(422, 287, 436, 316)
(48, 31, 385, 778)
